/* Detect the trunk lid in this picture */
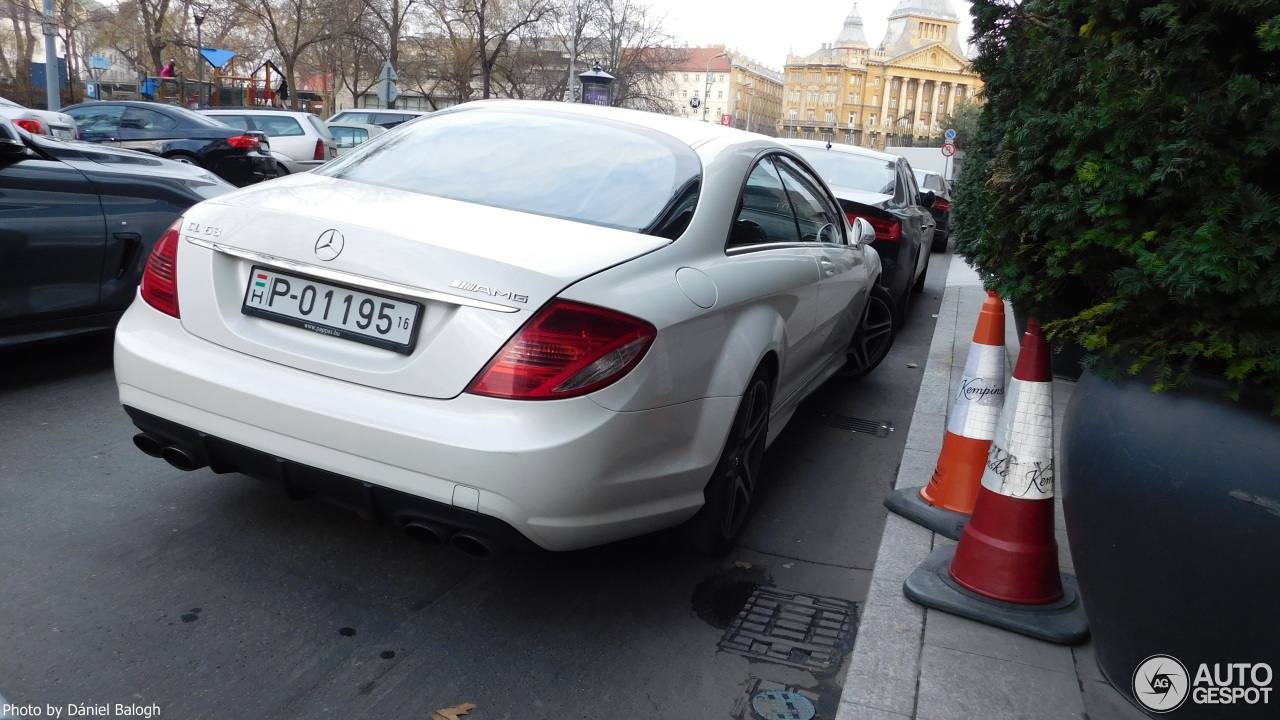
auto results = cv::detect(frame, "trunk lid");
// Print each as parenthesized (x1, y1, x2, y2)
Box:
(176, 173, 669, 399)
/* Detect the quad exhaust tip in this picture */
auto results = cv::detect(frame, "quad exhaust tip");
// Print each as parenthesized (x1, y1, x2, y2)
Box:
(132, 433, 165, 458)
(401, 519, 498, 558)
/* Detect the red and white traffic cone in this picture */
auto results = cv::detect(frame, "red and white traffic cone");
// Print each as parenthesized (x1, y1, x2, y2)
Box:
(902, 319, 1089, 644)
(886, 290, 1006, 539)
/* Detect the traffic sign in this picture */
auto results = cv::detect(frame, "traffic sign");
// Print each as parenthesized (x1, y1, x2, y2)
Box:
(689, 97, 701, 109)
(944, 128, 956, 141)
(377, 61, 399, 105)
(941, 142, 956, 157)
(720, 114, 732, 126)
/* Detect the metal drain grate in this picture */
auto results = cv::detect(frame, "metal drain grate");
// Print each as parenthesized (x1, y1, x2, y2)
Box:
(826, 414, 893, 437)
(718, 588, 858, 675)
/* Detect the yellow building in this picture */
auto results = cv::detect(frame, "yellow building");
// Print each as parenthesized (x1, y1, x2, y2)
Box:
(779, 1, 982, 149)
(728, 54, 784, 136)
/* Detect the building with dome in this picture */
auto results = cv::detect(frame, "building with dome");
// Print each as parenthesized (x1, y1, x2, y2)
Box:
(778, 2, 982, 149)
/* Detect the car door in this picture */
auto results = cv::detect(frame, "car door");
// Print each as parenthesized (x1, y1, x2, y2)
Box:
(774, 155, 871, 364)
(714, 155, 823, 409)
(0, 124, 107, 330)
(116, 106, 180, 153)
(67, 104, 125, 146)
(897, 161, 934, 279)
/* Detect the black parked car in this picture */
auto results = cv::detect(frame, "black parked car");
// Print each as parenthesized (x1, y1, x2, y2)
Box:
(785, 139, 936, 323)
(914, 168, 953, 252)
(61, 101, 277, 187)
(0, 119, 232, 348)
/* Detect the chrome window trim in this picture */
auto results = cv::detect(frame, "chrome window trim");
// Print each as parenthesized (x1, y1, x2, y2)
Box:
(184, 236, 520, 313)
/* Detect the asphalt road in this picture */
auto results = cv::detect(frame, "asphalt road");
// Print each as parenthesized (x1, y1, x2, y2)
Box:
(0, 250, 950, 720)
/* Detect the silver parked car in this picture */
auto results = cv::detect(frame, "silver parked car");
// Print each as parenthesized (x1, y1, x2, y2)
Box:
(325, 121, 386, 156)
(114, 100, 893, 556)
(0, 95, 77, 139)
(202, 108, 336, 175)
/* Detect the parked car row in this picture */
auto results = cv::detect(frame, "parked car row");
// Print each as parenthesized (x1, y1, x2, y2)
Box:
(6, 98, 960, 557)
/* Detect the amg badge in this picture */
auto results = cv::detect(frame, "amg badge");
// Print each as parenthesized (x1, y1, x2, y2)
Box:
(450, 280, 528, 303)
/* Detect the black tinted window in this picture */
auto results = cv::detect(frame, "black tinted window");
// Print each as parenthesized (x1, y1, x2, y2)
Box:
(775, 156, 843, 243)
(70, 105, 124, 132)
(324, 108, 702, 233)
(731, 158, 800, 247)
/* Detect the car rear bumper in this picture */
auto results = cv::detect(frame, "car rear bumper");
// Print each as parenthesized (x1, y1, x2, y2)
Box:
(212, 154, 278, 186)
(114, 300, 737, 551)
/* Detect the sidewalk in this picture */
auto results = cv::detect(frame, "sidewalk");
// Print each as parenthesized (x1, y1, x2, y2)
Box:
(834, 255, 1150, 720)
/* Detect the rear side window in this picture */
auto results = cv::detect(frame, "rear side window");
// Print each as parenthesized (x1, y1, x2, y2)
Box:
(214, 115, 250, 131)
(251, 115, 304, 137)
(330, 126, 368, 148)
(120, 107, 178, 131)
(323, 108, 702, 233)
(71, 105, 124, 132)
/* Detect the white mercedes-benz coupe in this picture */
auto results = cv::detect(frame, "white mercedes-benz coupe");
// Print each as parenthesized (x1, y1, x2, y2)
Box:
(114, 100, 895, 555)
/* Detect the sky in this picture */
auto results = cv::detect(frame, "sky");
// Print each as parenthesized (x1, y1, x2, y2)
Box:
(638, 0, 976, 71)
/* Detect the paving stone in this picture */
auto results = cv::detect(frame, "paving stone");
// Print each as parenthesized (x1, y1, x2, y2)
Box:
(869, 511, 934, 584)
(916, 644, 1085, 720)
(1072, 640, 1105, 684)
(834, 700, 914, 720)
(891, 445, 940, 493)
(842, 602, 926, 717)
(1080, 678, 1151, 720)
(923, 609, 1077, 674)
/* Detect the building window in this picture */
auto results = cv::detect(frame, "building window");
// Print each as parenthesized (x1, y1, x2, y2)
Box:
(825, 111, 834, 123)
(869, 113, 877, 125)
(807, 111, 816, 122)
(848, 112, 857, 125)
(789, 108, 798, 120)
(717, 91, 723, 99)
(873, 77, 880, 88)
(683, 74, 688, 81)
(872, 94, 879, 105)
(956, 86, 965, 98)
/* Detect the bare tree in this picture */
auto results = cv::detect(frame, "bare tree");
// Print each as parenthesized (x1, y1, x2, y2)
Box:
(588, 0, 683, 113)
(3, 0, 38, 100)
(232, 0, 336, 109)
(436, 0, 553, 99)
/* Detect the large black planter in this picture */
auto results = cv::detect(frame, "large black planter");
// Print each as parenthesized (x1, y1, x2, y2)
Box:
(1061, 371, 1280, 718)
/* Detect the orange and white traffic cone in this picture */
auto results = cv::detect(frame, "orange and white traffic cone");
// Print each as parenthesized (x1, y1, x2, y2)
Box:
(902, 319, 1089, 644)
(885, 290, 1006, 539)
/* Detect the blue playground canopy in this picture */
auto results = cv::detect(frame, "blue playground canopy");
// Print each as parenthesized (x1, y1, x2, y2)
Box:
(199, 48, 237, 70)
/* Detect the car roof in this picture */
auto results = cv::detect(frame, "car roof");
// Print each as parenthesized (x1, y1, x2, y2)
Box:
(202, 107, 317, 116)
(781, 138, 903, 164)
(438, 99, 745, 149)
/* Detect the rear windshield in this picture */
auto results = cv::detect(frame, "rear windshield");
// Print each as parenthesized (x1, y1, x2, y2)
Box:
(792, 146, 896, 195)
(321, 107, 701, 233)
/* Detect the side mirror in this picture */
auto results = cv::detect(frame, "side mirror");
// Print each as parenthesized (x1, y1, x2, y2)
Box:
(919, 190, 936, 208)
(0, 137, 28, 160)
(851, 217, 876, 247)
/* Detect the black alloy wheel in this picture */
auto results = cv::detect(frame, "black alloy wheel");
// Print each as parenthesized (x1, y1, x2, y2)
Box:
(841, 284, 897, 380)
(688, 369, 772, 555)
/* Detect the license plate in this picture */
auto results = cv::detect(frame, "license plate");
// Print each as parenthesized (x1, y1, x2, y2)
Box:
(53, 128, 75, 139)
(242, 266, 422, 354)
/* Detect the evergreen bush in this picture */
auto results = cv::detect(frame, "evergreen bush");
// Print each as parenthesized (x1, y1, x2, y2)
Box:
(954, 0, 1280, 411)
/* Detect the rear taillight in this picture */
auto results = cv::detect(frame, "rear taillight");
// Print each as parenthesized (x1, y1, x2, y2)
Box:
(846, 213, 901, 242)
(466, 300, 656, 400)
(227, 134, 260, 150)
(141, 220, 182, 318)
(933, 199, 951, 211)
(13, 118, 47, 135)
(313, 139, 325, 161)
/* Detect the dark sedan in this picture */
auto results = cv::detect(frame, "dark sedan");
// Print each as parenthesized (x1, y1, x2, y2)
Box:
(785, 140, 936, 324)
(61, 101, 277, 187)
(0, 119, 233, 348)
(914, 168, 952, 252)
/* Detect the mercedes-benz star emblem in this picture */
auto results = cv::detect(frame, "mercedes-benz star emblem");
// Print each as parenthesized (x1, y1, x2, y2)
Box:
(314, 229, 344, 261)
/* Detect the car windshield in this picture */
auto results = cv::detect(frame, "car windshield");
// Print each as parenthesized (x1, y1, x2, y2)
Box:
(792, 146, 896, 195)
(322, 108, 702, 233)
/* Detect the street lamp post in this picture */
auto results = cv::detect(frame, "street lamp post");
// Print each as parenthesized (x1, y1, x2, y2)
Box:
(193, 4, 207, 108)
(702, 51, 728, 123)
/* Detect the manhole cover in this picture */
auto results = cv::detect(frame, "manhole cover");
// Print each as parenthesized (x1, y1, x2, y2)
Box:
(718, 587, 857, 675)
(751, 690, 816, 720)
(825, 414, 892, 437)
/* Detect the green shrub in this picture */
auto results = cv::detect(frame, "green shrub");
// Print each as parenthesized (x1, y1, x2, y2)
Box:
(954, 0, 1280, 411)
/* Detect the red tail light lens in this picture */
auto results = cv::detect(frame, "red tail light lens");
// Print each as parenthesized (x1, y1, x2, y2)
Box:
(933, 199, 951, 211)
(846, 213, 901, 242)
(227, 134, 260, 150)
(467, 300, 657, 400)
(14, 118, 47, 135)
(313, 139, 325, 161)
(141, 220, 182, 318)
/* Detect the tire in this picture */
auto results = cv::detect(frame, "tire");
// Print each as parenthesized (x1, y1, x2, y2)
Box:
(931, 231, 949, 253)
(911, 250, 929, 293)
(163, 153, 198, 166)
(687, 368, 772, 556)
(840, 284, 897, 380)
